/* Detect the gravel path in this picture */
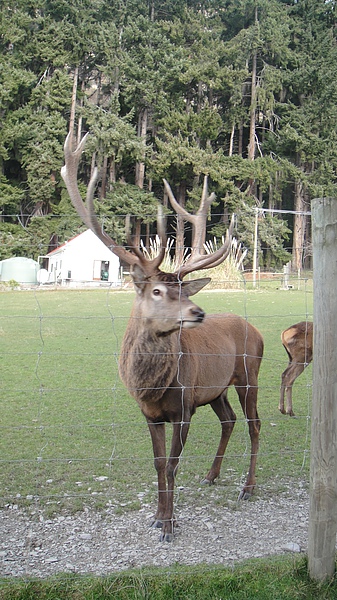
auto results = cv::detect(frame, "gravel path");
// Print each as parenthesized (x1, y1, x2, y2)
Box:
(0, 481, 309, 578)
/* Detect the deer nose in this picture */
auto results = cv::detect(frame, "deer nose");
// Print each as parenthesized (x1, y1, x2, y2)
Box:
(191, 306, 205, 322)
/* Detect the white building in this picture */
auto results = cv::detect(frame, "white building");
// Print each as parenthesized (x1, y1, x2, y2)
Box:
(43, 229, 121, 287)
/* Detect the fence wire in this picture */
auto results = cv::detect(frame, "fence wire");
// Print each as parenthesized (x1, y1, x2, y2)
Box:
(0, 271, 313, 577)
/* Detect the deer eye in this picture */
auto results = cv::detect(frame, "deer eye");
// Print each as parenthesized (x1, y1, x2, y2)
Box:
(152, 288, 162, 296)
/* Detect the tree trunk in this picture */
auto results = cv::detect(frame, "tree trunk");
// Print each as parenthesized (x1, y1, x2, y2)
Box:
(69, 66, 78, 145)
(100, 155, 108, 199)
(229, 123, 235, 156)
(292, 169, 308, 270)
(135, 108, 148, 189)
(145, 222, 150, 251)
(134, 218, 141, 248)
(149, 0, 154, 21)
(292, 181, 306, 271)
(76, 79, 85, 145)
(109, 158, 116, 187)
(175, 182, 186, 266)
(238, 122, 243, 156)
(248, 3, 258, 162)
(248, 50, 257, 161)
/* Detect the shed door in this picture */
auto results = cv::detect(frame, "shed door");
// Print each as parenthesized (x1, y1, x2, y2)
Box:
(93, 260, 101, 280)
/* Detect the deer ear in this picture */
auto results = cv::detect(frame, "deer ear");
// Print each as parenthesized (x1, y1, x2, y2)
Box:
(131, 264, 148, 293)
(181, 277, 211, 297)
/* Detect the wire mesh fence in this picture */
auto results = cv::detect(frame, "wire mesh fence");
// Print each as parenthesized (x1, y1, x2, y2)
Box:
(0, 273, 313, 577)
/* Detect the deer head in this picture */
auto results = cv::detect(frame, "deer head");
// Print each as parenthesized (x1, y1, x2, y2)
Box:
(61, 132, 233, 332)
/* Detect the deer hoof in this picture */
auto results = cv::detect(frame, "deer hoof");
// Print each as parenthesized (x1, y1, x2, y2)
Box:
(151, 519, 163, 529)
(160, 531, 174, 543)
(200, 477, 215, 485)
(238, 489, 252, 501)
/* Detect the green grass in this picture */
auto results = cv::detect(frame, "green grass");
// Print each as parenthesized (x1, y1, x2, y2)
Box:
(2, 556, 337, 599)
(0, 281, 313, 514)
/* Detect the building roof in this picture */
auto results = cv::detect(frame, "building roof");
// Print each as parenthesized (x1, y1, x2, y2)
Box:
(47, 232, 83, 256)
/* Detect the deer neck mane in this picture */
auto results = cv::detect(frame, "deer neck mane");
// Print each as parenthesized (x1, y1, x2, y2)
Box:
(118, 304, 180, 404)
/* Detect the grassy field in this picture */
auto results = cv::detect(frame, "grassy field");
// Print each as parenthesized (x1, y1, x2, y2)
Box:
(0, 276, 313, 516)
(2, 556, 337, 599)
(1, 278, 328, 598)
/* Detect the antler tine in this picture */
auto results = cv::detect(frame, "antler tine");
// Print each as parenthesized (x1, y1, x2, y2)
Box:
(148, 204, 167, 269)
(178, 214, 234, 277)
(191, 176, 216, 260)
(61, 132, 139, 267)
(163, 177, 234, 278)
(61, 132, 92, 229)
(126, 204, 167, 274)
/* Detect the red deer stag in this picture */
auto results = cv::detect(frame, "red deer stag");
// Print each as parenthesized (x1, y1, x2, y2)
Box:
(61, 132, 264, 541)
(279, 321, 313, 417)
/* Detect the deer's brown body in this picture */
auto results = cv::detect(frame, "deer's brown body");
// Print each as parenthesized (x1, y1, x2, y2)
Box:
(61, 132, 264, 541)
(279, 321, 313, 416)
(120, 305, 263, 537)
(120, 310, 263, 418)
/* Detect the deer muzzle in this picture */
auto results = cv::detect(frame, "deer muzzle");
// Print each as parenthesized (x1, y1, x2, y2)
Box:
(181, 306, 205, 329)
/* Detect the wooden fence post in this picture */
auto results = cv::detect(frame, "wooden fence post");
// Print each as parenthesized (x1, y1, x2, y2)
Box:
(308, 197, 337, 581)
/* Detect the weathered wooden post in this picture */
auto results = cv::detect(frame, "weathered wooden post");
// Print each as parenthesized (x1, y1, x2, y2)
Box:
(308, 197, 337, 580)
(282, 261, 291, 290)
(252, 208, 258, 288)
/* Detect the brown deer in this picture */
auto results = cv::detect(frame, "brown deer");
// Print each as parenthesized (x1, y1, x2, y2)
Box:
(279, 321, 313, 417)
(61, 132, 264, 541)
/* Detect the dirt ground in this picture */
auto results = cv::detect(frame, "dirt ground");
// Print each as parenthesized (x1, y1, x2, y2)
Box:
(0, 479, 309, 578)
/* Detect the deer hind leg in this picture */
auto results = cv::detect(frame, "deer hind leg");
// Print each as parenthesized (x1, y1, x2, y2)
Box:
(279, 361, 291, 415)
(279, 362, 305, 417)
(201, 392, 236, 485)
(236, 381, 261, 500)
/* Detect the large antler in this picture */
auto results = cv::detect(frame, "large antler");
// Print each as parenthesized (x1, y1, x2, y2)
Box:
(61, 132, 166, 274)
(163, 177, 234, 278)
(61, 132, 233, 280)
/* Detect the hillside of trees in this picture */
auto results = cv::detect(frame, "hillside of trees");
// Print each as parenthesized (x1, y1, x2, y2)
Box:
(1, 0, 336, 270)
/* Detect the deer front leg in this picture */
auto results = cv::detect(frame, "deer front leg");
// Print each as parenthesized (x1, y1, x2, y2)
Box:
(202, 393, 236, 484)
(146, 420, 167, 530)
(161, 419, 191, 542)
